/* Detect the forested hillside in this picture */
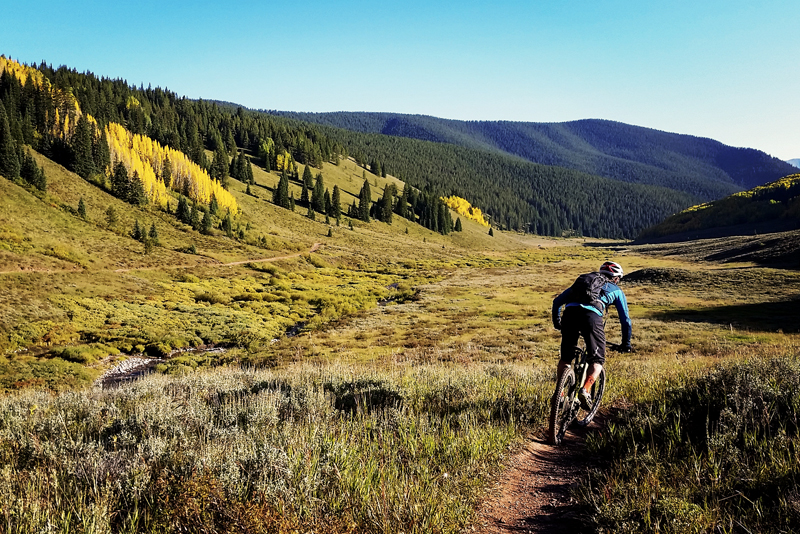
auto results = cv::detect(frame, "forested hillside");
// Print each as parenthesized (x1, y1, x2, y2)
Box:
(637, 174, 800, 241)
(274, 112, 795, 199)
(2, 55, 697, 238)
(286, 124, 698, 237)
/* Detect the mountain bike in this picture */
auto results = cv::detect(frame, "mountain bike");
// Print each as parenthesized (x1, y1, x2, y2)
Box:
(548, 345, 608, 445)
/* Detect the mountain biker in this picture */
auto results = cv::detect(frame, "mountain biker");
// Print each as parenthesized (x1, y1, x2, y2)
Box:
(552, 261, 632, 410)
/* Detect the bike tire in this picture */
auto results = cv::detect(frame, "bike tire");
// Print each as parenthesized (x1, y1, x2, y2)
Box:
(548, 367, 576, 445)
(575, 367, 606, 427)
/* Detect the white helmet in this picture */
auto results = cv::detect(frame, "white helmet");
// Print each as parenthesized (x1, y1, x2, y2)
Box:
(599, 261, 624, 279)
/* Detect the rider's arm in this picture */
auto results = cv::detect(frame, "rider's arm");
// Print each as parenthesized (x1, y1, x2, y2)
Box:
(612, 290, 632, 346)
(551, 287, 572, 329)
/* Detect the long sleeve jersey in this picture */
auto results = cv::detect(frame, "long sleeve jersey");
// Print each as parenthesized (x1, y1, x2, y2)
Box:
(552, 280, 632, 345)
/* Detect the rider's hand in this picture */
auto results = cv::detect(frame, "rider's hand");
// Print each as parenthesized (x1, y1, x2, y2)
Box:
(552, 317, 561, 331)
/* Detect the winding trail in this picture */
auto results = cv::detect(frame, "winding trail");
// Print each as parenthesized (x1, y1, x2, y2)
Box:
(0, 244, 323, 275)
(472, 413, 610, 533)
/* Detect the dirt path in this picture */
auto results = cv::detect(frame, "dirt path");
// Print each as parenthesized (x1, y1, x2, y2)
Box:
(0, 244, 323, 275)
(472, 417, 606, 533)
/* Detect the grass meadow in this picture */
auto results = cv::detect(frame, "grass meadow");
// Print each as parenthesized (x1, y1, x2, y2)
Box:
(2, 155, 800, 532)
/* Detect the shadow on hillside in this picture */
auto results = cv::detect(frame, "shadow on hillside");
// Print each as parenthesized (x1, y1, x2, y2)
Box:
(652, 296, 800, 333)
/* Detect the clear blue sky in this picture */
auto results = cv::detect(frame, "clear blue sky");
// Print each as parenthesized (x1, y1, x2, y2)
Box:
(5, 0, 799, 159)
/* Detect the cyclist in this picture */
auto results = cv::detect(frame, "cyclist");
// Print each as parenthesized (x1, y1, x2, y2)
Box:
(552, 261, 632, 410)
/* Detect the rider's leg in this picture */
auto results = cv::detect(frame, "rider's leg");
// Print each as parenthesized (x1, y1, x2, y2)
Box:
(557, 308, 580, 379)
(582, 311, 606, 392)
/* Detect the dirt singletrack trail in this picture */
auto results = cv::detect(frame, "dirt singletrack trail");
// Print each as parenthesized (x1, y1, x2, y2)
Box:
(111, 242, 323, 272)
(472, 414, 609, 534)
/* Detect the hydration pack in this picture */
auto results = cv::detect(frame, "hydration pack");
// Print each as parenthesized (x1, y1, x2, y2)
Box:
(569, 272, 606, 309)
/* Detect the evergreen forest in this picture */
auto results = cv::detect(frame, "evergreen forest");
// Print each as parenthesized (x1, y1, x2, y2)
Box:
(0, 56, 735, 239)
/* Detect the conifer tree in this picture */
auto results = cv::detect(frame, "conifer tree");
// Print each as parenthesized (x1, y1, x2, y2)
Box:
(324, 189, 332, 217)
(395, 186, 409, 219)
(209, 194, 219, 216)
(176, 196, 191, 224)
(289, 193, 295, 212)
(129, 171, 147, 206)
(72, 115, 95, 179)
(0, 101, 20, 179)
(489, 227, 494, 236)
(201, 210, 213, 235)
(223, 212, 233, 238)
(190, 202, 201, 230)
(162, 156, 171, 184)
(105, 206, 118, 228)
(380, 184, 395, 223)
(111, 161, 130, 201)
(149, 222, 159, 244)
(331, 185, 342, 220)
(312, 173, 325, 213)
(455, 217, 462, 231)
(358, 179, 371, 222)
(78, 197, 87, 220)
(132, 219, 143, 241)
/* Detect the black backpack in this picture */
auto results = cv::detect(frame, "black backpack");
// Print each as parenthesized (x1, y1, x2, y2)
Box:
(568, 272, 606, 309)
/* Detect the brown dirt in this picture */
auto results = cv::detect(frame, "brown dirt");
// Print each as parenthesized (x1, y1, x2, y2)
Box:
(470, 416, 608, 534)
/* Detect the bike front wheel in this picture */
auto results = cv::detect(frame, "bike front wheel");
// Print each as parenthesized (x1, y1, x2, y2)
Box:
(548, 367, 576, 445)
(575, 367, 606, 426)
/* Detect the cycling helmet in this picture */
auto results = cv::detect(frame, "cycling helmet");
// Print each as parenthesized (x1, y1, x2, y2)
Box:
(599, 261, 624, 279)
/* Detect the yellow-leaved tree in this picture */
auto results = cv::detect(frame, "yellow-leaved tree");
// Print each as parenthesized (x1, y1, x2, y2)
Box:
(105, 123, 237, 214)
(442, 195, 489, 227)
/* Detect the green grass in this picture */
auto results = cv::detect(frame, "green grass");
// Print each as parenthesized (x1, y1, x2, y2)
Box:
(3, 151, 800, 532)
(0, 361, 551, 533)
(580, 355, 800, 533)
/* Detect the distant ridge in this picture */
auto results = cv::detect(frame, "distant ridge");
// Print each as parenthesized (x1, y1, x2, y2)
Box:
(271, 111, 795, 201)
(637, 173, 800, 242)
(788, 159, 800, 169)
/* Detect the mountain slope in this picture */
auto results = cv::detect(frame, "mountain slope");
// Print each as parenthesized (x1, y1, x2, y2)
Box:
(636, 173, 800, 242)
(788, 158, 800, 169)
(272, 112, 795, 200)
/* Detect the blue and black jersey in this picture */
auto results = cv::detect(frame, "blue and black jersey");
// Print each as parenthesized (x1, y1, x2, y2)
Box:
(552, 279, 632, 346)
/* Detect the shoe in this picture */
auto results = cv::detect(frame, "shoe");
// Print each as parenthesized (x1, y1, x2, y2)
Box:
(578, 387, 593, 411)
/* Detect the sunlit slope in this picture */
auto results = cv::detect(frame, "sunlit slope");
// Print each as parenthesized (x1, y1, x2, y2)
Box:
(1, 149, 531, 277)
(637, 173, 800, 242)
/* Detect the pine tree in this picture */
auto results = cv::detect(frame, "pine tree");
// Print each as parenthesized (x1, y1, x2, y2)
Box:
(331, 185, 342, 220)
(72, 115, 95, 179)
(111, 161, 130, 201)
(380, 184, 394, 223)
(201, 210, 213, 235)
(223, 212, 233, 238)
(190, 202, 201, 230)
(324, 189, 332, 217)
(161, 156, 172, 185)
(358, 179, 371, 222)
(77, 197, 87, 220)
(132, 219, 143, 241)
(129, 171, 147, 206)
(176, 196, 191, 224)
(209, 194, 219, 216)
(105, 206, 118, 228)
(289, 193, 295, 212)
(312, 173, 325, 213)
(455, 217, 463, 231)
(273, 170, 290, 208)
(489, 227, 494, 237)
(148, 222, 159, 244)
(0, 101, 20, 179)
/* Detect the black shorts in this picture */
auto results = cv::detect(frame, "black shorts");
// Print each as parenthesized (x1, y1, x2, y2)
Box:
(559, 305, 606, 365)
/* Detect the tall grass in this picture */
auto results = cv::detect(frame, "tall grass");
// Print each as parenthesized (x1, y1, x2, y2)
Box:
(0, 361, 551, 533)
(579, 355, 800, 533)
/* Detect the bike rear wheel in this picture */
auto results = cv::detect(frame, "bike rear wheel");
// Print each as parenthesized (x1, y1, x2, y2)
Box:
(575, 367, 606, 426)
(548, 367, 576, 445)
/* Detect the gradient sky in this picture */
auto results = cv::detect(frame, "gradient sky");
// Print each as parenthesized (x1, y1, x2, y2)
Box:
(4, 0, 798, 159)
